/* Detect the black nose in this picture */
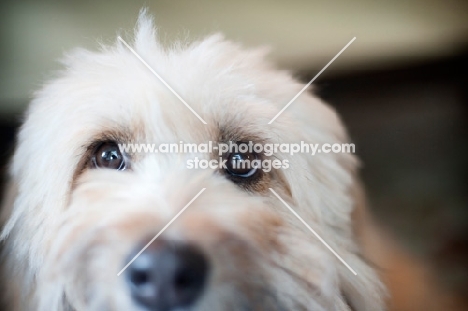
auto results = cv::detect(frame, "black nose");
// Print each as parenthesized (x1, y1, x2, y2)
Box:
(126, 239, 209, 311)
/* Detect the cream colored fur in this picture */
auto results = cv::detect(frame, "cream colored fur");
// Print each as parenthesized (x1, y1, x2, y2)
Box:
(0, 11, 385, 311)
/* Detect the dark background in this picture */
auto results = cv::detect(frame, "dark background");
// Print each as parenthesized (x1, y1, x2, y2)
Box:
(317, 53, 468, 303)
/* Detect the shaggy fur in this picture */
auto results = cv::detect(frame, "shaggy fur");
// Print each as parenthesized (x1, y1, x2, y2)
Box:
(0, 12, 385, 311)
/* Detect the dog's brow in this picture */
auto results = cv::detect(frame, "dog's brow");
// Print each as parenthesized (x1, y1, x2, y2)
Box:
(218, 126, 267, 145)
(118, 36, 208, 125)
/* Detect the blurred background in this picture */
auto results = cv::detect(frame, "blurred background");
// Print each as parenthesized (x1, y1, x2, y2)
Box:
(0, 0, 467, 310)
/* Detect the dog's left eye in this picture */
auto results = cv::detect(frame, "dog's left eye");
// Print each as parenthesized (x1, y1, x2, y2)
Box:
(226, 152, 258, 177)
(92, 142, 126, 170)
(224, 143, 259, 178)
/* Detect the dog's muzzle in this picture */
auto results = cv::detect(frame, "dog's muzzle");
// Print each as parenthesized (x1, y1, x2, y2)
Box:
(126, 238, 209, 311)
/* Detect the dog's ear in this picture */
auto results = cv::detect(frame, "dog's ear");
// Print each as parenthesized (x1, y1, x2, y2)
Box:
(338, 176, 386, 311)
(273, 91, 386, 310)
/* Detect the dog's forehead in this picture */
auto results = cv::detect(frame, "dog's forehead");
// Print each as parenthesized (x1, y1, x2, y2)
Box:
(24, 31, 344, 160)
(48, 43, 286, 143)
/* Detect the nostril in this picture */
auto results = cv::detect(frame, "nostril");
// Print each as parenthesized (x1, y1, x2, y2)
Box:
(127, 250, 155, 291)
(130, 267, 150, 287)
(126, 239, 209, 310)
(174, 269, 195, 289)
(171, 247, 209, 303)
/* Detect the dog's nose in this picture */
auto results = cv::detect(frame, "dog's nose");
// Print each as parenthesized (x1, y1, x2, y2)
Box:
(126, 239, 209, 311)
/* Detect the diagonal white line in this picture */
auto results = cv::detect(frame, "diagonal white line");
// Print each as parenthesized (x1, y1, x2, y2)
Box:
(118, 36, 207, 125)
(117, 188, 206, 276)
(268, 37, 356, 124)
(269, 188, 357, 275)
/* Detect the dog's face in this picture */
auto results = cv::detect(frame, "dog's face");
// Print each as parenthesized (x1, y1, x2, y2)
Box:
(1, 14, 383, 311)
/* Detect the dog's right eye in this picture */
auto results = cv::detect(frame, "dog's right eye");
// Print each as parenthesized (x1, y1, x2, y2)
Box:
(226, 151, 258, 177)
(91, 142, 126, 170)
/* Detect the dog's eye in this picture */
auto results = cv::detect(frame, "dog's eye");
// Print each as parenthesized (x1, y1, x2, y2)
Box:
(92, 142, 126, 170)
(225, 145, 258, 178)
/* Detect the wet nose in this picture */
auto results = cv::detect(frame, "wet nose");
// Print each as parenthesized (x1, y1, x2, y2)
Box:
(126, 239, 209, 311)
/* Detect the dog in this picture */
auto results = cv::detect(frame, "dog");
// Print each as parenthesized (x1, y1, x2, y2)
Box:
(0, 11, 385, 311)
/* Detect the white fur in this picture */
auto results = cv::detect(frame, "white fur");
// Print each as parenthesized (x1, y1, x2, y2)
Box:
(1, 11, 385, 311)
